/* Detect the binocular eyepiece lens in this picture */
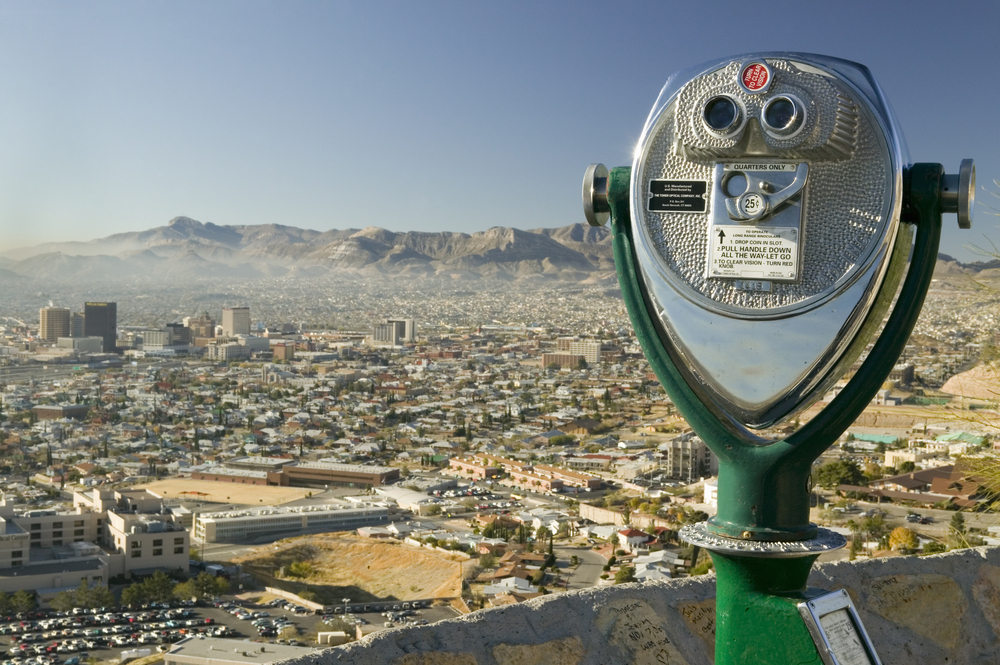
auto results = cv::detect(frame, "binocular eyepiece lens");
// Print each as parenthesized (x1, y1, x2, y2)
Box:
(762, 96, 804, 136)
(703, 96, 740, 135)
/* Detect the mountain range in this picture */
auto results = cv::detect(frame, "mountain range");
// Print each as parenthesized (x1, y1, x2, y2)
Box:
(0, 217, 616, 283)
(0, 216, 995, 285)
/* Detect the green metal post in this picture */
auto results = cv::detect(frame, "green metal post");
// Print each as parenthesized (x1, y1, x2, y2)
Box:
(607, 164, 945, 663)
(712, 553, 822, 665)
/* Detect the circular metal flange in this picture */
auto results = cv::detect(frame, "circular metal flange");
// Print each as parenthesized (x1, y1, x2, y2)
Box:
(958, 158, 975, 229)
(679, 522, 846, 558)
(582, 163, 610, 227)
(940, 158, 975, 229)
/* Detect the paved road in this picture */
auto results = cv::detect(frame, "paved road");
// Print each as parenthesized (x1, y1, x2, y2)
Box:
(815, 493, 1000, 541)
(556, 545, 606, 591)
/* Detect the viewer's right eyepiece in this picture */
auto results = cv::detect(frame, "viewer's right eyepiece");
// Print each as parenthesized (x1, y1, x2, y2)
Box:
(761, 95, 805, 138)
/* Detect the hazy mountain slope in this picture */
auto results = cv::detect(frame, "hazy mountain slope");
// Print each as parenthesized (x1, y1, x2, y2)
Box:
(22, 217, 986, 284)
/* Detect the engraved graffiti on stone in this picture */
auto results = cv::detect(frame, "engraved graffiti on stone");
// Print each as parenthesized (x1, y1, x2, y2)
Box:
(595, 599, 689, 665)
(677, 599, 715, 660)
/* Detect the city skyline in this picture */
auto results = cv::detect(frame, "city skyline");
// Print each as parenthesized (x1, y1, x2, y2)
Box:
(0, 2, 997, 262)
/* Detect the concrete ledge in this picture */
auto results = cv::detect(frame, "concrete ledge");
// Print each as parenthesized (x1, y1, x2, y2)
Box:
(284, 547, 1000, 665)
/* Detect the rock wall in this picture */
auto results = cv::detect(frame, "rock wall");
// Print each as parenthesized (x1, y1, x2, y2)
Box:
(283, 547, 1000, 665)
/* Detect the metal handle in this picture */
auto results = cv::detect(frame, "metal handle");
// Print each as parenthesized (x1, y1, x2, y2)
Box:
(941, 158, 975, 229)
(582, 163, 610, 227)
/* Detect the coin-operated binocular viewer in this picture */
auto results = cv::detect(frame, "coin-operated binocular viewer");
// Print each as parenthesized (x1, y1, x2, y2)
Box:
(583, 53, 974, 665)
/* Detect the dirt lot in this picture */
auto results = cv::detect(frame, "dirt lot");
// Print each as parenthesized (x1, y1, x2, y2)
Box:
(136, 478, 313, 505)
(234, 533, 473, 602)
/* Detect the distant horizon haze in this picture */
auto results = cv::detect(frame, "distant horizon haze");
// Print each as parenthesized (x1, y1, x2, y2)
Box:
(1, 2, 997, 262)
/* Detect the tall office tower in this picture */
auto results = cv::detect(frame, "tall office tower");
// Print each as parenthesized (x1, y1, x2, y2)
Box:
(39, 307, 71, 342)
(70, 312, 85, 338)
(184, 312, 215, 339)
(372, 319, 417, 346)
(221, 307, 251, 337)
(372, 322, 401, 345)
(84, 302, 118, 353)
(164, 323, 191, 346)
(386, 319, 417, 343)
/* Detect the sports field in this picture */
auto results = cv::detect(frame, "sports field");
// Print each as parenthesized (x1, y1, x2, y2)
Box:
(136, 478, 312, 506)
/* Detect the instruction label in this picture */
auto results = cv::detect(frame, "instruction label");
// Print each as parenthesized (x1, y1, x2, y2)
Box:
(709, 225, 799, 280)
(819, 609, 875, 665)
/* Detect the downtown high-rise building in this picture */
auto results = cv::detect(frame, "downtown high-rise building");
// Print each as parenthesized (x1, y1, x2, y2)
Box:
(387, 319, 417, 343)
(84, 302, 118, 353)
(39, 307, 71, 342)
(183, 312, 215, 339)
(372, 319, 417, 346)
(71, 312, 85, 338)
(221, 307, 251, 337)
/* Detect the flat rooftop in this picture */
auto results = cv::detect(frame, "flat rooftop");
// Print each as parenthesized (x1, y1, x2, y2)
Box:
(167, 637, 316, 664)
(296, 461, 396, 474)
(0, 558, 103, 578)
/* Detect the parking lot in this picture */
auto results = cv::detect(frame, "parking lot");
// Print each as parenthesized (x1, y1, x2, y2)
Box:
(0, 594, 465, 665)
(0, 597, 328, 665)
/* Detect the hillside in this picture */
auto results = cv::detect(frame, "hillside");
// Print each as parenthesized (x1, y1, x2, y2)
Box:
(234, 533, 472, 602)
(1, 217, 615, 283)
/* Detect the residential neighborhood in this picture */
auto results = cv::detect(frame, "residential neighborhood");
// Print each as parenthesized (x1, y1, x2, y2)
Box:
(0, 277, 998, 649)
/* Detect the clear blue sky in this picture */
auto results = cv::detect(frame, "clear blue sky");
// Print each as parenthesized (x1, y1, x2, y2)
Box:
(1, 1, 997, 261)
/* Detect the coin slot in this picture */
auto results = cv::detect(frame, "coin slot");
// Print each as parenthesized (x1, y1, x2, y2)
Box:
(724, 173, 748, 197)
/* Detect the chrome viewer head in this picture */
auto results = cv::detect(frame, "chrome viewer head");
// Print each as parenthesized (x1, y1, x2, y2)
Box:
(584, 53, 974, 435)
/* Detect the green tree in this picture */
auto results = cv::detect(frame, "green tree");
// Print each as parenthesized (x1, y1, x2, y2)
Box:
(89, 585, 114, 608)
(50, 590, 78, 612)
(73, 579, 93, 608)
(614, 566, 637, 584)
(11, 590, 36, 612)
(816, 459, 865, 489)
(179, 572, 230, 599)
(950, 511, 966, 536)
(922, 540, 947, 555)
(897, 461, 916, 473)
(145, 571, 176, 603)
(949, 512, 970, 548)
(172, 579, 197, 601)
(287, 561, 313, 578)
(120, 582, 148, 607)
(852, 513, 889, 553)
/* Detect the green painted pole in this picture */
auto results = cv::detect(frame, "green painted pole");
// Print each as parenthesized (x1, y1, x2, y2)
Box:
(607, 163, 945, 663)
(712, 553, 823, 664)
